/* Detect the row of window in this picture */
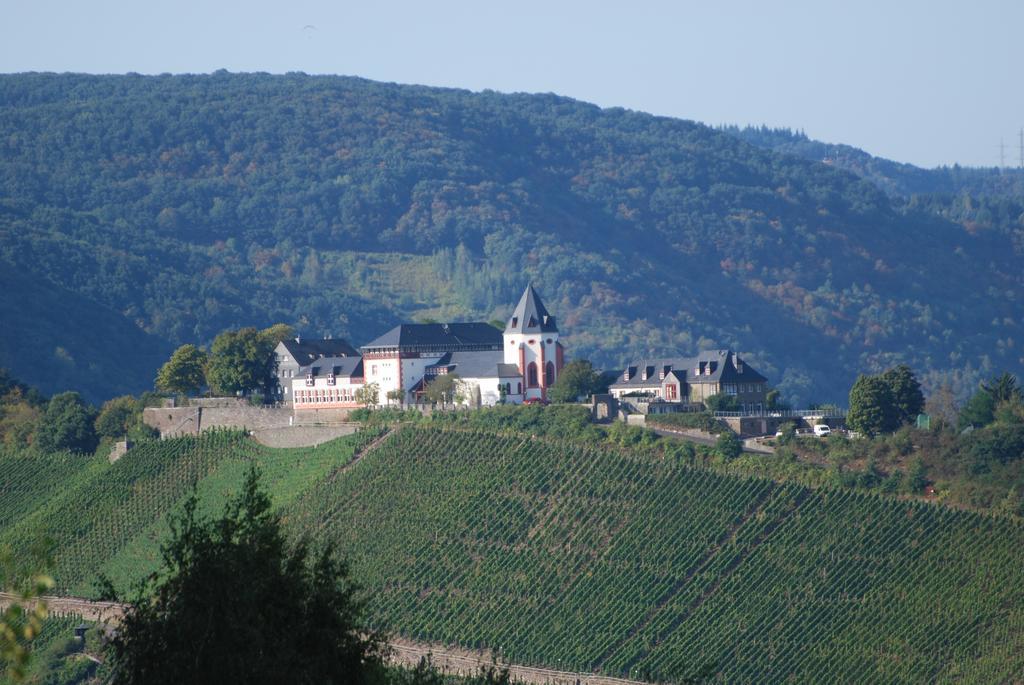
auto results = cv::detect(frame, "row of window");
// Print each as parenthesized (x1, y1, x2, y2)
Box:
(295, 388, 357, 404)
(721, 383, 766, 395)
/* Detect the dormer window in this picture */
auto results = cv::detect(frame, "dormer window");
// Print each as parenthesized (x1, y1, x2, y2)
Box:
(511, 317, 517, 327)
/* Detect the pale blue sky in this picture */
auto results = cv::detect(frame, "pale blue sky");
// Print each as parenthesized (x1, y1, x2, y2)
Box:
(2, 0, 1022, 168)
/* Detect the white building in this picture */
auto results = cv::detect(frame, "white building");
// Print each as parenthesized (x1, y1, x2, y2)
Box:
(290, 284, 565, 410)
(291, 356, 364, 410)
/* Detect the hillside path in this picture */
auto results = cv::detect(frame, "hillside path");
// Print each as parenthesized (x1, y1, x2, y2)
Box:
(0, 593, 646, 685)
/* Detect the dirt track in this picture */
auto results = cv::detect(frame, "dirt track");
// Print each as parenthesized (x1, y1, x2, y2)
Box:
(0, 593, 646, 684)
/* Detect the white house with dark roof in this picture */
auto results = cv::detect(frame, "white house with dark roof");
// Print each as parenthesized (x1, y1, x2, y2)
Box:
(609, 350, 768, 412)
(292, 356, 365, 410)
(290, 284, 564, 409)
(273, 337, 359, 404)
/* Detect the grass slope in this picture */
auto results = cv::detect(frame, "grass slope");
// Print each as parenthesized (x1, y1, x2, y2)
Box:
(286, 427, 1024, 684)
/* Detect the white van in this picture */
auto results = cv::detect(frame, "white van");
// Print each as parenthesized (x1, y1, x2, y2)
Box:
(813, 424, 831, 437)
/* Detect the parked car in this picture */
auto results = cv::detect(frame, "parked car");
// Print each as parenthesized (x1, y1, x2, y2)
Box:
(523, 397, 549, 406)
(813, 424, 832, 437)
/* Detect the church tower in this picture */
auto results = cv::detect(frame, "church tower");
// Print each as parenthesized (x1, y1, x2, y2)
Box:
(504, 284, 563, 402)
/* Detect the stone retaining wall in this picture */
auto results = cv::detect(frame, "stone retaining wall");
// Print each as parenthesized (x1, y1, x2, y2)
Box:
(251, 425, 358, 448)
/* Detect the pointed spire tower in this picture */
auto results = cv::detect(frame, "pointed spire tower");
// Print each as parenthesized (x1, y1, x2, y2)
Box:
(504, 284, 562, 402)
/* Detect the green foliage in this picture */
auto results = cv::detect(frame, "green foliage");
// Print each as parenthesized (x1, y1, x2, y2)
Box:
(703, 394, 739, 412)
(714, 431, 743, 460)
(94, 395, 142, 440)
(847, 374, 897, 437)
(355, 382, 381, 409)
(34, 393, 97, 455)
(959, 389, 996, 429)
(154, 345, 207, 397)
(906, 457, 927, 494)
(0, 546, 54, 683)
(2, 74, 1022, 407)
(205, 328, 276, 397)
(848, 366, 924, 437)
(961, 424, 1024, 475)
(776, 422, 797, 445)
(547, 360, 603, 403)
(881, 364, 925, 425)
(107, 468, 387, 685)
(423, 375, 462, 407)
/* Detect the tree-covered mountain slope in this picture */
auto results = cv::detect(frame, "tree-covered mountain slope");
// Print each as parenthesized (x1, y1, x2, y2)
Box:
(1, 72, 1021, 403)
(3, 428, 1021, 683)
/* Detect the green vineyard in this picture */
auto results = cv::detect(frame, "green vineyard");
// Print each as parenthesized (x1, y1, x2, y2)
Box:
(2, 426, 1023, 682)
(287, 427, 1024, 683)
(0, 430, 360, 595)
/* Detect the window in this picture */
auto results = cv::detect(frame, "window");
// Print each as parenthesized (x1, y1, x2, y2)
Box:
(545, 361, 555, 386)
(527, 362, 538, 387)
(517, 382, 522, 394)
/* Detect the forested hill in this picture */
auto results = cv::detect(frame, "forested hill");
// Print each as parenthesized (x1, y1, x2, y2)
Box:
(1, 73, 1020, 404)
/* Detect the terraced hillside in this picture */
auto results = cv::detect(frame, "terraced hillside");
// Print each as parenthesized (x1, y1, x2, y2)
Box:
(0, 430, 367, 595)
(288, 427, 1024, 684)
(2, 427, 1023, 683)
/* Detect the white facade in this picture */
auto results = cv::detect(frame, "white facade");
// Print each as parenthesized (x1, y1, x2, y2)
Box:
(503, 332, 560, 402)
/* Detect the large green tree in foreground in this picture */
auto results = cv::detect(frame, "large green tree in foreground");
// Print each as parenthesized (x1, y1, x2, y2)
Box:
(106, 468, 387, 685)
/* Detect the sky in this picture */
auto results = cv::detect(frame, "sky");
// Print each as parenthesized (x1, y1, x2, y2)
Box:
(2, 0, 1023, 168)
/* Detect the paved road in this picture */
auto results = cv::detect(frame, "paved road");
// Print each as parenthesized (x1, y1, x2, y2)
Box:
(1, 593, 645, 685)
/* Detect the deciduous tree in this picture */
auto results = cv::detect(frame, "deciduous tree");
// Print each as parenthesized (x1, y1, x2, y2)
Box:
(155, 345, 208, 396)
(355, 382, 380, 409)
(547, 360, 602, 403)
(35, 392, 98, 454)
(847, 375, 897, 437)
(95, 395, 142, 440)
(205, 329, 274, 397)
(881, 364, 924, 425)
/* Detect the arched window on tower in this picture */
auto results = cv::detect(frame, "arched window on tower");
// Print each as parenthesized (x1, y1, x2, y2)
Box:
(527, 362, 538, 388)
(545, 361, 555, 386)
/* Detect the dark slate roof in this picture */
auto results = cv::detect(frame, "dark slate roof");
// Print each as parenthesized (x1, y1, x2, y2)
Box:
(299, 356, 364, 379)
(424, 351, 513, 379)
(505, 284, 558, 334)
(610, 350, 767, 388)
(497, 363, 522, 377)
(280, 338, 358, 366)
(361, 323, 502, 350)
